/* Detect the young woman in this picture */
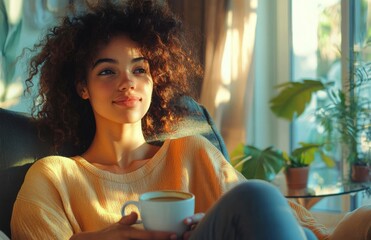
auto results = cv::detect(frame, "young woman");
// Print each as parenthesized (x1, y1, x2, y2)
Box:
(10, 0, 345, 239)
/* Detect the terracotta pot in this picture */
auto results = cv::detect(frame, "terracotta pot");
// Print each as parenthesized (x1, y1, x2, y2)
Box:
(285, 166, 309, 189)
(351, 165, 371, 182)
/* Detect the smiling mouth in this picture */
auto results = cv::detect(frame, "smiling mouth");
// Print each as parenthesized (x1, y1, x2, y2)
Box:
(113, 97, 142, 107)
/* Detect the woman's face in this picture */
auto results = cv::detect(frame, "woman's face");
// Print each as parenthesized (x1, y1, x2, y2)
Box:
(81, 35, 153, 125)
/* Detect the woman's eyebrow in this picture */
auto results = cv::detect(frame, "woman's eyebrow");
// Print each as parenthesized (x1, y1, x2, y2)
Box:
(132, 57, 148, 63)
(92, 58, 117, 68)
(92, 57, 148, 69)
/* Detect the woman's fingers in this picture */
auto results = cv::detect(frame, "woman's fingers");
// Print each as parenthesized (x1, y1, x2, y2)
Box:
(183, 212, 205, 225)
(183, 230, 192, 240)
(123, 228, 176, 240)
(182, 213, 205, 240)
(118, 212, 177, 239)
(119, 211, 139, 225)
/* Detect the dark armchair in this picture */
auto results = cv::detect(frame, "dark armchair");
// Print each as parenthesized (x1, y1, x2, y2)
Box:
(0, 96, 228, 238)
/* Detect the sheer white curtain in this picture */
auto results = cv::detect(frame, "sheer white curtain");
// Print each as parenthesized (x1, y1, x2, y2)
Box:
(0, 0, 95, 112)
(0, 0, 69, 112)
(200, 0, 257, 152)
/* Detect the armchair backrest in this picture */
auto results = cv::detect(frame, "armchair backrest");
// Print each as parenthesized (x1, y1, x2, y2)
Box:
(0, 96, 228, 237)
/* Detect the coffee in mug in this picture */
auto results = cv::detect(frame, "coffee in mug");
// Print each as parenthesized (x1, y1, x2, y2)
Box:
(148, 196, 185, 202)
(121, 190, 195, 237)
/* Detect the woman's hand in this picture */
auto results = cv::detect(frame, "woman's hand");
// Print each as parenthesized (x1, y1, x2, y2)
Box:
(182, 213, 205, 240)
(70, 212, 177, 240)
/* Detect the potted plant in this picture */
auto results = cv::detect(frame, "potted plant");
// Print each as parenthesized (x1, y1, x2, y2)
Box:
(352, 130, 371, 182)
(316, 89, 371, 182)
(352, 157, 371, 182)
(283, 142, 335, 189)
(269, 63, 371, 182)
(230, 142, 335, 189)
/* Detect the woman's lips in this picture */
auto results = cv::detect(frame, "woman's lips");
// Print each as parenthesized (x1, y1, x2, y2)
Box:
(113, 96, 141, 107)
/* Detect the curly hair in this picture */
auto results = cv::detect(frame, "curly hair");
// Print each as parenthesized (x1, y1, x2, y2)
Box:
(25, 0, 203, 151)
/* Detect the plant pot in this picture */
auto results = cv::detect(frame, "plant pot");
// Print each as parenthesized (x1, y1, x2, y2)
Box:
(285, 166, 309, 189)
(351, 164, 371, 182)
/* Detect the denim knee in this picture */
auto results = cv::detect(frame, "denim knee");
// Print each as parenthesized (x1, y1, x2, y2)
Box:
(226, 180, 285, 207)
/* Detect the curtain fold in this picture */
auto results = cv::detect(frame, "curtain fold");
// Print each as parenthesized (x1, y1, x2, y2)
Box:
(200, 0, 257, 153)
(0, 0, 70, 111)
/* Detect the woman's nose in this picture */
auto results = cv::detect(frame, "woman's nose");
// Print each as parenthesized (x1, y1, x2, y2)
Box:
(118, 79, 135, 91)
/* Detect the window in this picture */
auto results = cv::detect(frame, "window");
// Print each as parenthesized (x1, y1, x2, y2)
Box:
(291, 0, 371, 210)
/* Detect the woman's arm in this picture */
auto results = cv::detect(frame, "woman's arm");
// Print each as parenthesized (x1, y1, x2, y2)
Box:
(70, 212, 176, 240)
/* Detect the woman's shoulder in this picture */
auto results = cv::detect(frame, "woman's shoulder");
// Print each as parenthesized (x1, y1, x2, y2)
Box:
(169, 135, 223, 155)
(33, 155, 75, 166)
(169, 134, 213, 147)
(19, 156, 80, 196)
(167, 135, 226, 162)
(28, 155, 77, 176)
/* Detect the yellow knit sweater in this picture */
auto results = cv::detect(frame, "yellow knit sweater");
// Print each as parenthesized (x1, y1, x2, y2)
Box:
(11, 135, 329, 239)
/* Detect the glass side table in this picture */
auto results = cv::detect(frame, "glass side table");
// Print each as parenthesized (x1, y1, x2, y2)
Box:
(279, 182, 371, 210)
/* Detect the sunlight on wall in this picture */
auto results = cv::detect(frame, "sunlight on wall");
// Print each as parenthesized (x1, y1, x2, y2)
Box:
(1, 0, 24, 110)
(0, 52, 4, 97)
(5, 80, 23, 98)
(215, 1, 257, 109)
(215, 11, 233, 108)
(0, 80, 23, 108)
(0, 80, 4, 99)
(242, 7, 256, 70)
(1, 0, 72, 111)
(11, 158, 35, 168)
(4, 0, 23, 25)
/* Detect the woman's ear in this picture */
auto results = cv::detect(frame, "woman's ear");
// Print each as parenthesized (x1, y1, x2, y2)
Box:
(76, 82, 89, 100)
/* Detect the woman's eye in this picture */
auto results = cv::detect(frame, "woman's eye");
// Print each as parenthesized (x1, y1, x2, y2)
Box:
(98, 69, 115, 76)
(133, 68, 147, 74)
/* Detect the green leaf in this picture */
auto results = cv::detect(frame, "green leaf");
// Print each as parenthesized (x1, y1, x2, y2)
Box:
(290, 142, 336, 167)
(230, 143, 245, 167)
(269, 79, 326, 121)
(291, 143, 322, 166)
(320, 152, 336, 168)
(232, 145, 285, 182)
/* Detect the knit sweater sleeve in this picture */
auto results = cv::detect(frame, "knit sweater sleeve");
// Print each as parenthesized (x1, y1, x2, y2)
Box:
(191, 135, 247, 192)
(11, 158, 74, 240)
(288, 200, 330, 240)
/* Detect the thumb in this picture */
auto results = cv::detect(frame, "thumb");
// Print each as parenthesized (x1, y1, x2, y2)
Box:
(119, 211, 139, 225)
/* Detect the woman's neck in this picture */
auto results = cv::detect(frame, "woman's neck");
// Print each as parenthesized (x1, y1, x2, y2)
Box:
(81, 121, 159, 173)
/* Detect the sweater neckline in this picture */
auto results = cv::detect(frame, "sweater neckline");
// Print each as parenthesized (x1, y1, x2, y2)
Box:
(72, 139, 170, 183)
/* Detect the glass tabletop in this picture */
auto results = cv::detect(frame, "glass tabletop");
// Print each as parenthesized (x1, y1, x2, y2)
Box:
(282, 182, 371, 199)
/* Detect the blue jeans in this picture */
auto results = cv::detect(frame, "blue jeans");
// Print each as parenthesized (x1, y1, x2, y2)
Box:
(190, 180, 317, 240)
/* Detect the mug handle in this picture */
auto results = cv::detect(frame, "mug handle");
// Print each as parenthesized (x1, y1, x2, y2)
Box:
(121, 201, 142, 224)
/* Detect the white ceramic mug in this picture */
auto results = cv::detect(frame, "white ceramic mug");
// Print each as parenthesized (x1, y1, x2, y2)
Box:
(121, 190, 195, 237)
